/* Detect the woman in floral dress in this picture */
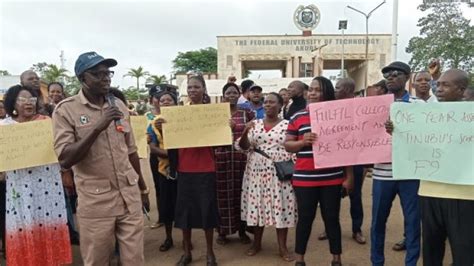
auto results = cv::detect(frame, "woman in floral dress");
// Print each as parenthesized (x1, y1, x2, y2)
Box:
(238, 92, 297, 262)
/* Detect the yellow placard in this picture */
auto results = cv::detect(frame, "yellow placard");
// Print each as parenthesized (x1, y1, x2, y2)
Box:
(161, 103, 232, 149)
(130, 116, 148, 158)
(0, 120, 58, 172)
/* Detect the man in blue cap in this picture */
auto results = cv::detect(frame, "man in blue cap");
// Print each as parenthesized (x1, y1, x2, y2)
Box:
(52, 51, 149, 266)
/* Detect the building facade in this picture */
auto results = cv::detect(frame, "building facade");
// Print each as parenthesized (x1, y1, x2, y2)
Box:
(217, 34, 392, 91)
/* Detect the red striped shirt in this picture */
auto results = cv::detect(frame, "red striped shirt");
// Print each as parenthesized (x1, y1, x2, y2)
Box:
(287, 109, 344, 187)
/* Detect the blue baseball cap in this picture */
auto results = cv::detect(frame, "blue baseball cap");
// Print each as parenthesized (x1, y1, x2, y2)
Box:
(74, 51, 117, 77)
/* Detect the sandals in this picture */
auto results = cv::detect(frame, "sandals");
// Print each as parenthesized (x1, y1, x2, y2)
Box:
(318, 232, 328, 240)
(176, 254, 192, 266)
(217, 232, 251, 245)
(352, 232, 366, 245)
(280, 252, 295, 262)
(150, 222, 164, 229)
(207, 255, 218, 266)
(159, 238, 173, 252)
(246, 246, 261, 256)
(392, 239, 406, 251)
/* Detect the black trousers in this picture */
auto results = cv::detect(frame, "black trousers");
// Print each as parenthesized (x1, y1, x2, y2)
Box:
(349, 165, 364, 234)
(295, 185, 342, 255)
(158, 174, 177, 225)
(420, 196, 474, 266)
(149, 155, 160, 221)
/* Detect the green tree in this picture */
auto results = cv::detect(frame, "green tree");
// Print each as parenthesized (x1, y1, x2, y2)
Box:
(42, 64, 69, 83)
(146, 74, 167, 85)
(64, 76, 81, 96)
(406, 3, 474, 72)
(122, 86, 148, 101)
(122, 86, 140, 101)
(30, 62, 50, 77)
(29, 62, 81, 96)
(172, 47, 217, 73)
(0, 70, 10, 76)
(123, 66, 150, 92)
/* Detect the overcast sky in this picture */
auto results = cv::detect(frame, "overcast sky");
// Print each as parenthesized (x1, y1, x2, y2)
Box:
(0, 0, 472, 88)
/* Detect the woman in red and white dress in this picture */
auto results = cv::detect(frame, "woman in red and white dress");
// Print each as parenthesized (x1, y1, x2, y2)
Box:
(238, 92, 297, 262)
(1, 85, 71, 266)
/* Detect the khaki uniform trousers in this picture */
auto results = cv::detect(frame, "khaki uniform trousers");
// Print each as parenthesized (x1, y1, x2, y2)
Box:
(78, 210, 144, 266)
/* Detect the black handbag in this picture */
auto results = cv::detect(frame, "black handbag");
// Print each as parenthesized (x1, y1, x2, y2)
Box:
(254, 148, 294, 181)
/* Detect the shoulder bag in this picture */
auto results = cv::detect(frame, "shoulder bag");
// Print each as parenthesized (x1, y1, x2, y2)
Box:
(254, 148, 294, 181)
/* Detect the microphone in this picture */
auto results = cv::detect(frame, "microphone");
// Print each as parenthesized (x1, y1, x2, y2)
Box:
(106, 93, 125, 133)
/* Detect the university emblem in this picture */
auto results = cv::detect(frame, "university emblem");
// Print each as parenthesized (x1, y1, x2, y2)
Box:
(294, 5, 321, 31)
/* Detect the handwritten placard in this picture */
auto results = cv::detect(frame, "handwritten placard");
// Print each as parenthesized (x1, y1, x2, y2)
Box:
(0, 120, 58, 171)
(161, 103, 232, 149)
(130, 116, 148, 158)
(391, 102, 474, 185)
(309, 94, 394, 168)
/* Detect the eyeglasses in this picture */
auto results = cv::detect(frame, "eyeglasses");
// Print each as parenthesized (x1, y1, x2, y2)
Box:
(86, 70, 114, 79)
(16, 96, 38, 104)
(383, 70, 405, 79)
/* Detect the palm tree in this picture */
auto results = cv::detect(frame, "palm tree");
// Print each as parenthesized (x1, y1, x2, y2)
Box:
(123, 66, 150, 92)
(146, 74, 167, 86)
(42, 64, 69, 83)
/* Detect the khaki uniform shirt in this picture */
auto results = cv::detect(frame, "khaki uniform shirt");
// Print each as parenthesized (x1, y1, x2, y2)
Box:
(52, 89, 141, 218)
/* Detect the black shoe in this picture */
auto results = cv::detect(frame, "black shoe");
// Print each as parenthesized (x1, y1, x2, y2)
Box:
(295, 262, 306, 266)
(159, 238, 173, 252)
(207, 255, 217, 266)
(176, 254, 192, 266)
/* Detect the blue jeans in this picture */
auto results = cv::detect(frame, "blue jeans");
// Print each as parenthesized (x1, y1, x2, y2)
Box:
(371, 179, 420, 266)
(350, 165, 364, 233)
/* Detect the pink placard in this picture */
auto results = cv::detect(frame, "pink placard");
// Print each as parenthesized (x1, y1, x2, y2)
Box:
(309, 94, 394, 169)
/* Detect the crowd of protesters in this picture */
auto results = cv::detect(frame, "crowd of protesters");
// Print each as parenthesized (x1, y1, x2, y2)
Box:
(0, 51, 472, 266)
